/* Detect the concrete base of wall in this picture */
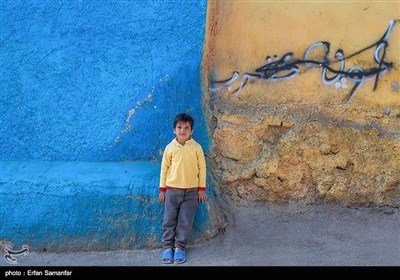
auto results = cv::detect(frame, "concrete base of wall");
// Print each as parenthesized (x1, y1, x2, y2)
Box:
(0, 161, 223, 252)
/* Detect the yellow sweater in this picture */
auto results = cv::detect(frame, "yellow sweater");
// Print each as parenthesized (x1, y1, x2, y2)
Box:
(159, 138, 206, 191)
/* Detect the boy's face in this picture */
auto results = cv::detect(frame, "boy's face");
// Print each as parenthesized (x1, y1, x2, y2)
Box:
(173, 121, 193, 143)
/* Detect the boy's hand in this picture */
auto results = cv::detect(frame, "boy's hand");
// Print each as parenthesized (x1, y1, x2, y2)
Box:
(158, 192, 165, 203)
(198, 190, 207, 203)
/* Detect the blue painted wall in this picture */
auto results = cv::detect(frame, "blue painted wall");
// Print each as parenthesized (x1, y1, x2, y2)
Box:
(0, 161, 212, 251)
(0, 0, 209, 161)
(0, 0, 224, 252)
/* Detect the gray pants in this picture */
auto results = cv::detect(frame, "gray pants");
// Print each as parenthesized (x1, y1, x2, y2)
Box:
(162, 188, 198, 250)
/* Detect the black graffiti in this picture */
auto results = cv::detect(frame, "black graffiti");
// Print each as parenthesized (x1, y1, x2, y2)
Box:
(210, 20, 397, 103)
(4, 245, 29, 265)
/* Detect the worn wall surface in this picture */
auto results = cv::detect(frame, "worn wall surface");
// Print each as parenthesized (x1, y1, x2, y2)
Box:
(1, 0, 209, 161)
(0, 0, 226, 252)
(0, 161, 224, 252)
(203, 1, 400, 206)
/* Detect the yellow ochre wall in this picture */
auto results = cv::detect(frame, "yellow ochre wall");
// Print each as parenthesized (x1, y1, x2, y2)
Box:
(202, 1, 400, 206)
(205, 0, 399, 106)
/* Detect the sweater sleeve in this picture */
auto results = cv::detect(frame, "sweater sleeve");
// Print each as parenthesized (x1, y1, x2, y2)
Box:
(197, 145, 206, 190)
(159, 147, 171, 192)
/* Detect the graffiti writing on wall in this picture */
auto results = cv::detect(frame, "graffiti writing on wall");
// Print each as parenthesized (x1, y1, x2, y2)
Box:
(210, 20, 397, 104)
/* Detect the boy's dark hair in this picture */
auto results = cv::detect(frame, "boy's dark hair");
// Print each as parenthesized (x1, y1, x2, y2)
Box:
(174, 113, 194, 129)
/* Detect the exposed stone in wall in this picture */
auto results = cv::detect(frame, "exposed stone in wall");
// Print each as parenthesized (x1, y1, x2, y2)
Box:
(202, 1, 400, 206)
(209, 99, 400, 206)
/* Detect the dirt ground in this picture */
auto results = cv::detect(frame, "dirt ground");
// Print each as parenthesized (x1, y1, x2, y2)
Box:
(1, 202, 399, 270)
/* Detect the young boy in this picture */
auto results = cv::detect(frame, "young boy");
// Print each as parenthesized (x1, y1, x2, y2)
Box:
(158, 113, 207, 264)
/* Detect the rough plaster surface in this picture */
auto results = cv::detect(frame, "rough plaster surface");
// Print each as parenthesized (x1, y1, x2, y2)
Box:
(203, 1, 400, 206)
(1, 0, 209, 161)
(0, 0, 227, 252)
(0, 161, 226, 252)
